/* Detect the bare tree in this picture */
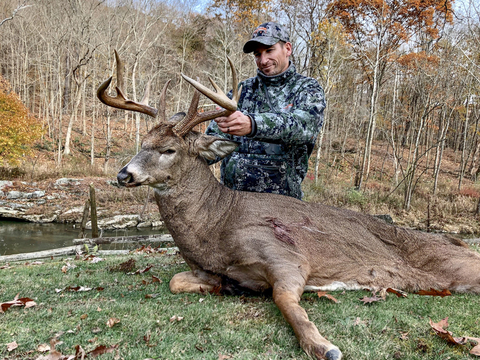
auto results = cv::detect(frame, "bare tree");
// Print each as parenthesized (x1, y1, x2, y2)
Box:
(0, 1, 31, 28)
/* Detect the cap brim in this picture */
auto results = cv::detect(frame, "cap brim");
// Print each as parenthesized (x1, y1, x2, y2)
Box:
(243, 37, 279, 53)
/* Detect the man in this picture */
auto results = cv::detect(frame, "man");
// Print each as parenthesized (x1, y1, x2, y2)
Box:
(206, 22, 326, 200)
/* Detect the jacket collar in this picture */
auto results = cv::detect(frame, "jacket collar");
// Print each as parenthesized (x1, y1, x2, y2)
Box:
(257, 62, 296, 86)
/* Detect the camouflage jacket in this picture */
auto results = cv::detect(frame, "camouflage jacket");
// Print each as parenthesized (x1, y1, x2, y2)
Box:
(206, 63, 325, 199)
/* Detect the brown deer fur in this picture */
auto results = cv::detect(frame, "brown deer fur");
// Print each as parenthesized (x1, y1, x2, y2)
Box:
(117, 122, 480, 360)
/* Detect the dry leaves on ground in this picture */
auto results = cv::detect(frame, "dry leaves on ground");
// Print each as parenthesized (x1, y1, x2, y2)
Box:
(106, 317, 121, 328)
(1, 293, 36, 313)
(430, 317, 480, 356)
(417, 288, 451, 297)
(317, 291, 339, 303)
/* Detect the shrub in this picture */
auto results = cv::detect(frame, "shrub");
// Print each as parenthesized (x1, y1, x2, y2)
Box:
(0, 76, 43, 165)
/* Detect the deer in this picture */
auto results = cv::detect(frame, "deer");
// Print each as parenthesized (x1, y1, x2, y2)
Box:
(97, 51, 480, 360)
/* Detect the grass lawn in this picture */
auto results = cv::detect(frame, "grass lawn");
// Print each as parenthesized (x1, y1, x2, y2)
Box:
(1, 250, 480, 360)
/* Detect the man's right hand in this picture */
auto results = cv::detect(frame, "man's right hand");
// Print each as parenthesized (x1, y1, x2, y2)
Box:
(215, 111, 252, 136)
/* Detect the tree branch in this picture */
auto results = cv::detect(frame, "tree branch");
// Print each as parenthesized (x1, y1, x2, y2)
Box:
(0, 3, 32, 28)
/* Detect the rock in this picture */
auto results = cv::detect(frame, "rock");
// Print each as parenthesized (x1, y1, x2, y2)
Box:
(0, 190, 4, 197)
(7, 191, 24, 199)
(374, 214, 394, 224)
(0, 206, 22, 217)
(22, 214, 58, 223)
(152, 220, 165, 228)
(0, 201, 33, 210)
(0, 181, 13, 190)
(86, 214, 140, 230)
(26, 190, 45, 199)
(106, 179, 120, 188)
(63, 207, 85, 215)
(137, 220, 152, 228)
(55, 178, 83, 186)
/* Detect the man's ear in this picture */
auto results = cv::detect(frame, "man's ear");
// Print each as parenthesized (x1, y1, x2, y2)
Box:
(285, 42, 292, 56)
(195, 135, 238, 160)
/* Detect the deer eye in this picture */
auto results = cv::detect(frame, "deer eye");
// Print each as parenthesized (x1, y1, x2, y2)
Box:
(164, 149, 176, 154)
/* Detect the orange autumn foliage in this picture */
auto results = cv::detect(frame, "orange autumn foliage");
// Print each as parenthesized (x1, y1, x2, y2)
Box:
(0, 76, 42, 166)
(328, 0, 454, 47)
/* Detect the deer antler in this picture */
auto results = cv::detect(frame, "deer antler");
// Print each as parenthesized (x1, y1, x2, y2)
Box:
(97, 50, 158, 118)
(173, 57, 241, 137)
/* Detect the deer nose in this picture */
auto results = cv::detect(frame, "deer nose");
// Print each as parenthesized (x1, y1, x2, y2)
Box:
(117, 167, 133, 186)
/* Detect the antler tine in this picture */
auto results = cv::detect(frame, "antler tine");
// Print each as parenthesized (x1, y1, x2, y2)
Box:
(227, 56, 240, 103)
(181, 73, 237, 112)
(173, 57, 241, 137)
(97, 50, 158, 118)
(158, 79, 171, 122)
(114, 50, 124, 93)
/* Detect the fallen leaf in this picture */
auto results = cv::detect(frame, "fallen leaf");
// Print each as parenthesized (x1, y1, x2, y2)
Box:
(170, 315, 184, 322)
(87, 344, 118, 358)
(429, 318, 467, 345)
(386, 288, 408, 298)
(7, 341, 18, 352)
(317, 291, 339, 303)
(145, 294, 159, 299)
(75, 344, 86, 359)
(106, 318, 120, 328)
(128, 265, 153, 275)
(152, 275, 162, 283)
(218, 354, 232, 360)
(1, 294, 36, 313)
(468, 338, 480, 356)
(25, 300, 37, 309)
(56, 286, 93, 293)
(417, 288, 451, 297)
(353, 317, 368, 326)
(359, 295, 382, 304)
(90, 257, 105, 264)
(80, 314, 88, 320)
(37, 344, 50, 352)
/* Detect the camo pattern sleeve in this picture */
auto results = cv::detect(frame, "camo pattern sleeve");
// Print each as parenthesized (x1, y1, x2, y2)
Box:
(242, 72, 325, 146)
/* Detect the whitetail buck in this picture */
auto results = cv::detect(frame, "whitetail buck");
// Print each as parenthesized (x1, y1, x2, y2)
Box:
(98, 51, 480, 360)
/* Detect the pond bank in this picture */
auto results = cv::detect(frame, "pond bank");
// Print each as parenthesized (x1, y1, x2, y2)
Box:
(0, 177, 162, 227)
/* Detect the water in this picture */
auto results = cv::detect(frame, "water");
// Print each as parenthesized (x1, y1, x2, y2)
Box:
(0, 220, 164, 256)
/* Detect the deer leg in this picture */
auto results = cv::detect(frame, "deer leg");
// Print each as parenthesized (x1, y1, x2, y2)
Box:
(272, 281, 342, 360)
(169, 270, 220, 294)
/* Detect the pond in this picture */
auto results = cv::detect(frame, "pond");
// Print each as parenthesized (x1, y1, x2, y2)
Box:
(0, 220, 164, 256)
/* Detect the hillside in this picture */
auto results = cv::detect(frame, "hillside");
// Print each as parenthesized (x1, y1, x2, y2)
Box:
(0, 114, 479, 236)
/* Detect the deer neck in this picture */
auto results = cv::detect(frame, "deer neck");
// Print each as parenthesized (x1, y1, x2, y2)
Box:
(153, 157, 236, 238)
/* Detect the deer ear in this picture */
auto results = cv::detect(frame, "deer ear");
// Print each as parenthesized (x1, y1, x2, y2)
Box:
(168, 112, 186, 123)
(195, 135, 238, 160)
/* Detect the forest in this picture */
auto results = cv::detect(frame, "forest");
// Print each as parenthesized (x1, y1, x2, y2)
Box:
(0, 0, 479, 231)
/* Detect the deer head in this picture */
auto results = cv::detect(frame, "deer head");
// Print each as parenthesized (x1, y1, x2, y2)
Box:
(97, 51, 240, 191)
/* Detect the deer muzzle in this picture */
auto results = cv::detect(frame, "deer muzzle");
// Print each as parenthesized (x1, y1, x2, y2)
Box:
(117, 167, 136, 187)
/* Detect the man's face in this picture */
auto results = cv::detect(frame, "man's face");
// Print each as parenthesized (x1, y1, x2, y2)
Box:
(253, 42, 292, 76)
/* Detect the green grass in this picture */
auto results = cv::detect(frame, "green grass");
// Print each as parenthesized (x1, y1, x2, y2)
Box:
(1, 252, 480, 360)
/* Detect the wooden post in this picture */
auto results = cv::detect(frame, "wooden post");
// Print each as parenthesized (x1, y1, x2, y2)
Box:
(90, 184, 99, 238)
(78, 199, 91, 238)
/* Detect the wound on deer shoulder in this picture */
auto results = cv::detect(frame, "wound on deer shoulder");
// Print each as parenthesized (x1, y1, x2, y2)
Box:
(266, 217, 296, 245)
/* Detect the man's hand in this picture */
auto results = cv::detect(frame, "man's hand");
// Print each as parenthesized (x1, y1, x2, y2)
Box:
(215, 111, 252, 136)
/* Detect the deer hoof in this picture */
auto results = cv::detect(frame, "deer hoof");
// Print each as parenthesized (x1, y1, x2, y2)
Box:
(325, 347, 342, 360)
